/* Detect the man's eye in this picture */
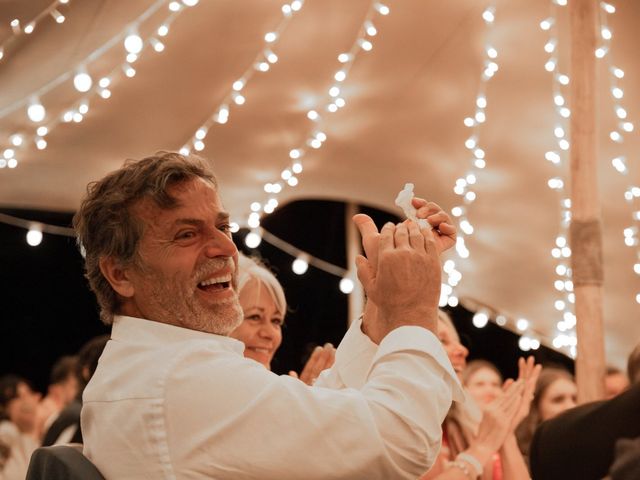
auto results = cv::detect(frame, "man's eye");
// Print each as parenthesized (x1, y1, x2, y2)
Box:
(176, 231, 196, 240)
(218, 224, 231, 233)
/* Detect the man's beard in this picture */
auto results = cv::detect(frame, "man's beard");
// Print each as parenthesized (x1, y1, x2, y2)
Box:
(143, 257, 244, 335)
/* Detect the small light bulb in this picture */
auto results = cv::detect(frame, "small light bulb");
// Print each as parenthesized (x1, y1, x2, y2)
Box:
(26, 228, 43, 247)
(10, 134, 23, 147)
(292, 257, 309, 275)
(264, 32, 277, 43)
(158, 25, 169, 37)
(245, 231, 262, 248)
(339, 277, 355, 294)
(124, 33, 144, 54)
(73, 71, 93, 92)
(27, 98, 46, 123)
(36, 126, 48, 136)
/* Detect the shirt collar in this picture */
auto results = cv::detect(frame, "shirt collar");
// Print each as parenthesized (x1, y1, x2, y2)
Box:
(111, 315, 245, 355)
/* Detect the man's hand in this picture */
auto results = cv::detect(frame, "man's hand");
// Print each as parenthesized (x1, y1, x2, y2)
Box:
(289, 343, 335, 385)
(353, 214, 441, 340)
(412, 198, 456, 254)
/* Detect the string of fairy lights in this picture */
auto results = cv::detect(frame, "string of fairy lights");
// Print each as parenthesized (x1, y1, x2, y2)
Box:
(1, 1, 635, 356)
(538, 0, 578, 358)
(177, 1, 306, 157)
(0, 0, 71, 63)
(440, 3, 499, 311)
(238, 0, 390, 258)
(597, 2, 640, 306)
(0, 0, 199, 170)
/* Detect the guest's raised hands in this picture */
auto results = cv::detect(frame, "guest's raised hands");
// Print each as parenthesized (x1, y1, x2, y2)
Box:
(289, 343, 335, 385)
(506, 356, 542, 428)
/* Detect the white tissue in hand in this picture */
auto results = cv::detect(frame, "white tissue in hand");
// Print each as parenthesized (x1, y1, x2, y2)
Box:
(394, 183, 429, 228)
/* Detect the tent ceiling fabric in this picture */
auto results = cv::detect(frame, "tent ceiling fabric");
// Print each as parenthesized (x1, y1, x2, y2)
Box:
(0, 0, 638, 367)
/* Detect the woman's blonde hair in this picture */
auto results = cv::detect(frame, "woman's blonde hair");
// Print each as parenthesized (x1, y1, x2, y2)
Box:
(237, 253, 287, 317)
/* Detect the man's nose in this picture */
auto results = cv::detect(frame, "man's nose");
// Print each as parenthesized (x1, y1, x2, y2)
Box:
(204, 230, 237, 258)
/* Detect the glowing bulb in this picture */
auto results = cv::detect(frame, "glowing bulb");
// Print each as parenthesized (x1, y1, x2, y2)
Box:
(554, 126, 565, 138)
(233, 93, 245, 105)
(612, 67, 624, 78)
(3, 148, 14, 159)
(182, 0, 199, 6)
(540, 18, 553, 30)
(281, 169, 292, 180)
(7, 158, 17, 168)
(472, 312, 489, 328)
(464, 117, 475, 127)
(73, 71, 93, 92)
(595, 47, 608, 58)
(558, 74, 570, 85)
(487, 47, 498, 58)
(35, 138, 47, 150)
(24, 22, 35, 34)
(232, 79, 245, 91)
(124, 33, 143, 54)
(151, 38, 165, 52)
(257, 62, 270, 72)
(359, 39, 373, 51)
(51, 10, 65, 23)
(292, 256, 309, 275)
(73, 112, 83, 123)
(476, 96, 487, 108)
(245, 231, 262, 248)
(126, 53, 138, 63)
(307, 110, 319, 120)
(193, 140, 205, 151)
(292, 162, 303, 173)
(100, 89, 111, 99)
(291, 0, 303, 11)
(27, 98, 46, 123)
(519, 336, 532, 351)
(266, 50, 278, 63)
(169, 1, 181, 11)
(375, 3, 390, 15)
(516, 318, 529, 331)
(482, 8, 495, 22)
(10, 134, 23, 147)
(601, 2, 615, 14)
(264, 32, 277, 42)
(37, 126, 48, 136)
(125, 65, 136, 78)
(610, 131, 622, 142)
(26, 228, 43, 246)
(339, 277, 355, 294)
(545, 59, 557, 72)
(545, 40, 557, 53)
(612, 156, 627, 173)
(554, 94, 565, 106)
(335, 98, 346, 108)
(334, 70, 346, 82)
(338, 53, 352, 63)
(622, 122, 634, 132)
(158, 25, 169, 36)
(616, 107, 627, 119)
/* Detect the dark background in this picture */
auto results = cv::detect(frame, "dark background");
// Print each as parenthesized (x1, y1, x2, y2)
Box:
(0, 201, 573, 393)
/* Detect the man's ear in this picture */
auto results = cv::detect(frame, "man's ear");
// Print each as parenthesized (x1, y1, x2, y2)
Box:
(99, 256, 135, 298)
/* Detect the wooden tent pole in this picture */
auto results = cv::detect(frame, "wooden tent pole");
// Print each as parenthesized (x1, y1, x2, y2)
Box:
(345, 202, 364, 326)
(569, 0, 606, 402)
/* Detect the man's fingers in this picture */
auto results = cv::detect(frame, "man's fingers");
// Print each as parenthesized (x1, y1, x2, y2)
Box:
(353, 214, 380, 263)
(355, 255, 373, 292)
(408, 221, 425, 250)
(379, 222, 396, 251)
(394, 223, 409, 248)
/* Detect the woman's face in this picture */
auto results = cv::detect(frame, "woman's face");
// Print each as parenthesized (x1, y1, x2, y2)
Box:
(538, 377, 577, 421)
(465, 367, 502, 405)
(6, 382, 40, 433)
(437, 319, 469, 377)
(230, 279, 283, 369)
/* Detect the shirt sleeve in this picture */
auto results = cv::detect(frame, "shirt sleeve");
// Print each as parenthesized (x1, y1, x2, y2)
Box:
(163, 323, 464, 480)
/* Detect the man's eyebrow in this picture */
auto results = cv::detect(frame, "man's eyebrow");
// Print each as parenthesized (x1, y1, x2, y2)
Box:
(173, 212, 230, 226)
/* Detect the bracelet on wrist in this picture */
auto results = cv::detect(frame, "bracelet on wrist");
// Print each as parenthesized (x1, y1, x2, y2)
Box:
(447, 460, 476, 480)
(456, 452, 483, 477)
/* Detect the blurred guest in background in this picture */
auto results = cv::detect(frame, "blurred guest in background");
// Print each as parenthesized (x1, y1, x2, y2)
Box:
(35, 356, 78, 439)
(0, 375, 40, 479)
(604, 366, 629, 400)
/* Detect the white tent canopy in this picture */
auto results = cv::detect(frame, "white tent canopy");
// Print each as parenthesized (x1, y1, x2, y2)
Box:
(1, 0, 638, 367)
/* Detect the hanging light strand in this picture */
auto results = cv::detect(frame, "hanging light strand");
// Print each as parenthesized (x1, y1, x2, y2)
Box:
(597, 2, 640, 305)
(539, 0, 578, 358)
(178, 1, 306, 156)
(0, 0, 195, 170)
(0, 0, 71, 63)
(442, 2, 499, 310)
(239, 0, 390, 233)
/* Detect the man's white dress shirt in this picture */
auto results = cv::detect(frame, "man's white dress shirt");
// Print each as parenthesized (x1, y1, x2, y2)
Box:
(82, 315, 463, 479)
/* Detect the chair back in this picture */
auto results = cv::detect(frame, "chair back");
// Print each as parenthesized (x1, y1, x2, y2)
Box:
(26, 444, 105, 480)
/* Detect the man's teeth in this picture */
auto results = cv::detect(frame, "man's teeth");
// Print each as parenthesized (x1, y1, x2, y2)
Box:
(199, 274, 231, 287)
(248, 347, 269, 354)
